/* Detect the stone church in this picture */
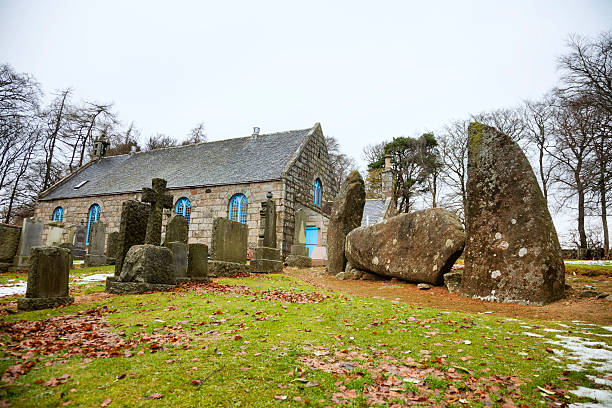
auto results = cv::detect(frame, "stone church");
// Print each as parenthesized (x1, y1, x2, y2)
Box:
(34, 123, 337, 257)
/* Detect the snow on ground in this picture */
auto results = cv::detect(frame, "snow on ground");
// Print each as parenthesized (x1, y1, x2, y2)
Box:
(0, 272, 112, 297)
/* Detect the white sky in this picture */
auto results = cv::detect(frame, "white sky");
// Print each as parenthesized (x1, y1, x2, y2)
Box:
(1, 0, 611, 243)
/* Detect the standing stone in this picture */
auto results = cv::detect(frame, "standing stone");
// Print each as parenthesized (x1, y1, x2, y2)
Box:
(188, 243, 209, 281)
(142, 178, 174, 246)
(345, 209, 466, 284)
(45, 225, 65, 246)
(106, 231, 120, 264)
(164, 214, 188, 245)
(116, 245, 175, 285)
(11, 217, 43, 271)
(71, 223, 87, 259)
(252, 197, 283, 273)
(327, 171, 366, 274)
(115, 200, 150, 276)
(208, 217, 249, 277)
(84, 221, 107, 267)
(165, 241, 188, 281)
(460, 123, 565, 305)
(17, 246, 73, 311)
(0, 223, 21, 272)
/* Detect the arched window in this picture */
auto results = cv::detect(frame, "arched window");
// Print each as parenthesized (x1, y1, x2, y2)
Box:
(314, 179, 322, 206)
(52, 207, 64, 222)
(229, 194, 248, 224)
(175, 197, 191, 225)
(86, 204, 101, 245)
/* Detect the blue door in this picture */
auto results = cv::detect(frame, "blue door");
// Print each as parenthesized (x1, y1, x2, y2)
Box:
(305, 227, 318, 257)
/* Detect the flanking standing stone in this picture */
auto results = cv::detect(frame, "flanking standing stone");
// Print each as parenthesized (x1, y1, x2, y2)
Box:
(106, 231, 120, 265)
(0, 223, 21, 272)
(188, 243, 209, 281)
(327, 171, 366, 274)
(345, 208, 466, 284)
(115, 200, 150, 276)
(251, 196, 283, 273)
(17, 246, 73, 311)
(163, 214, 188, 245)
(208, 217, 249, 277)
(459, 123, 565, 305)
(11, 217, 43, 272)
(165, 241, 188, 282)
(84, 221, 108, 267)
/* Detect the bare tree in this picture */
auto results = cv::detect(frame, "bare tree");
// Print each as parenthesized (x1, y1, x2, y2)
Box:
(472, 108, 526, 143)
(107, 121, 142, 156)
(183, 122, 207, 145)
(325, 136, 357, 194)
(362, 141, 387, 199)
(438, 120, 469, 218)
(41, 89, 71, 189)
(145, 133, 178, 150)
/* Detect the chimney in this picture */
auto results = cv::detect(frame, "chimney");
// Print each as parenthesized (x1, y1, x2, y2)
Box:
(382, 154, 394, 199)
(252, 127, 260, 137)
(384, 154, 391, 170)
(90, 132, 110, 161)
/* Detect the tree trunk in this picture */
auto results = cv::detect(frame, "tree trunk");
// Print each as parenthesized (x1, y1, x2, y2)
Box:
(538, 145, 548, 203)
(577, 178, 587, 249)
(600, 177, 609, 258)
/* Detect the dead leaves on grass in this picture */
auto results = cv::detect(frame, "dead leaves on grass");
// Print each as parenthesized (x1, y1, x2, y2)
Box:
(182, 281, 331, 304)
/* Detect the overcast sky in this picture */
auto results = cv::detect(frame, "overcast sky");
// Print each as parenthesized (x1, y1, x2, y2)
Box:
(1, 0, 611, 241)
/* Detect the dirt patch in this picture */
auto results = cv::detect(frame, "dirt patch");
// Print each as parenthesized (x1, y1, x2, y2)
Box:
(288, 267, 612, 325)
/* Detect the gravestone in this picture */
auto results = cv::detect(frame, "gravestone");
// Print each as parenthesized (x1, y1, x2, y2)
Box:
(252, 196, 283, 273)
(0, 223, 21, 272)
(327, 171, 366, 274)
(188, 243, 209, 281)
(17, 246, 73, 311)
(71, 223, 87, 259)
(115, 200, 150, 276)
(45, 225, 65, 246)
(142, 178, 174, 246)
(208, 217, 249, 277)
(459, 123, 565, 305)
(163, 214, 188, 245)
(165, 241, 188, 282)
(59, 242, 74, 269)
(106, 178, 177, 294)
(84, 221, 108, 267)
(106, 231, 119, 264)
(11, 217, 43, 271)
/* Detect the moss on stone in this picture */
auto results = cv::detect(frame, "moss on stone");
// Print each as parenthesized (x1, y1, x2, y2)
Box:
(468, 122, 486, 152)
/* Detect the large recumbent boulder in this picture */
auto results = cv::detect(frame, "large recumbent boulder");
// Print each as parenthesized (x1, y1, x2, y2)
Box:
(345, 208, 465, 284)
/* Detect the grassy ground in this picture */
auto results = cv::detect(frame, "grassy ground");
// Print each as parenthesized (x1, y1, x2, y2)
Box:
(0, 273, 609, 407)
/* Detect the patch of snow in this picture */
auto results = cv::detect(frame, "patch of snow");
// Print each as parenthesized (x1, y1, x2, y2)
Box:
(73, 273, 112, 284)
(548, 335, 612, 373)
(586, 375, 612, 387)
(0, 281, 27, 296)
(569, 387, 612, 408)
(523, 332, 543, 338)
(543, 328, 564, 332)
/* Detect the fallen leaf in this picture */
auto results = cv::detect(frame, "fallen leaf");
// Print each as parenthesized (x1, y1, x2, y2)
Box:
(145, 393, 163, 400)
(274, 395, 287, 400)
(100, 398, 112, 407)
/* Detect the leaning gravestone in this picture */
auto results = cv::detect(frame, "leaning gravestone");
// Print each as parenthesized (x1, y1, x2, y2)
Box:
(252, 196, 283, 273)
(188, 243, 209, 281)
(459, 123, 565, 305)
(11, 217, 43, 272)
(163, 214, 188, 245)
(0, 223, 21, 272)
(106, 179, 176, 294)
(327, 171, 366, 274)
(84, 221, 107, 267)
(71, 223, 87, 259)
(345, 208, 466, 284)
(17, 246, 73, 311)
(115, 200, 150, 276)
(208, 217, 249, 277)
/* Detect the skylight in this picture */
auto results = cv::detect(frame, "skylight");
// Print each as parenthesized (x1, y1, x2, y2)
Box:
(74, 180, 89, 189)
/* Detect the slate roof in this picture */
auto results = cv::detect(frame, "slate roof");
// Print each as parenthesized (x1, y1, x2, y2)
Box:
(361, 199, 386, 226)
(40, 125, 315, 201)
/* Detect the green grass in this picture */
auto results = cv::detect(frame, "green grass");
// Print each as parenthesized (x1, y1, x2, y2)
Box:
(0, 273, 608, 407)
(564, 262, 612, 277)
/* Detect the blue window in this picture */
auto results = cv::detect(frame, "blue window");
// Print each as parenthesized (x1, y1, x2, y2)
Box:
(52, 207, 64, 222)
(229, 194, 248, 224)
(314, 179, 322, 206)
(176, 197, 191, 225)
(86, 204, 101, 245)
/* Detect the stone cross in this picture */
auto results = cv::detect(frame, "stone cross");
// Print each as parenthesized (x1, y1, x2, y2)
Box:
(142, 178, 173, 246)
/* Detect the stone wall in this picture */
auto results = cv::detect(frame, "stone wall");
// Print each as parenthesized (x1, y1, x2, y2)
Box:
(34, 180, 283, 250)
(280, 124, 337, 253)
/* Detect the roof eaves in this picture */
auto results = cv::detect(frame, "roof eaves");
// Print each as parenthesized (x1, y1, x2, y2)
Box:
(281, 123, 320, 177)
(38, 160, 97, 199)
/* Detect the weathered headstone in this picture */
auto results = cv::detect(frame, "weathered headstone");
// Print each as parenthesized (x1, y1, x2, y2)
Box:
(11, 217, 43, 271)
(115, 200, 150, 276)
(165, 241, 188, 281)
(345, 208, 466, 284)
(59, 242, 74, 269)
(71, 223, 87, 259)
(45, 225, 65, 246)
(188, 243, 209, 281)
(327, 171, 366, 274)
(0, 223, 21, 272)
(252, 197, 283, 273)
(84, 221, 107, 267)
(106, 231, 120, 264)
(163, 214, 188, 245)
(459, 123, 565, 305)
(208, 217, 249, 277)
(17, 246, 73, 311)
(142, 178, 174, 246)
